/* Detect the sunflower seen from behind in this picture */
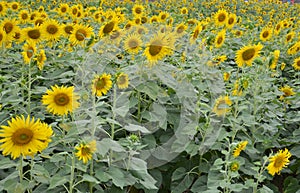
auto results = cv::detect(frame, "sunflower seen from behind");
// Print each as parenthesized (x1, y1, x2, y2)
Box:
(75, 140, 97, 164)
(0, 115, 53, 159)
(42, 85, 80, 116)
(92, 73, 113, 97)
(267, 149, 291, 176)
(235, 43, 263, 67)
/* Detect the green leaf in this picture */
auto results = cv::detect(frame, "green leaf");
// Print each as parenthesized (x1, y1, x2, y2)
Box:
(0, 157, 17, 169)
(107, 167, 135, 189)
(124, 124, 151, 134)
(48, 175, 68, 190)
(172, 167, 186, 181)
(97, 138, 125, 156)
(191, 176, 208, 192)
(82, 174, 100, 183)
(113, 92, 130, 117)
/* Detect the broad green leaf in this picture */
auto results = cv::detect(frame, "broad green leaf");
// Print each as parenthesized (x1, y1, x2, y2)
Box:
(48, 175, 68, 190)
(82, 174, 100, 183)
(124, 124, 151, 134)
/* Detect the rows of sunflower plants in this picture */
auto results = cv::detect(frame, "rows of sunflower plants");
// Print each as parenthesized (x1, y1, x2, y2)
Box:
(0, 0, 299, 192)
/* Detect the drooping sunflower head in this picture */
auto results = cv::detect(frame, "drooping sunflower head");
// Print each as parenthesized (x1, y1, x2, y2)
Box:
(116, 73, 129, 89)
(212, 95, 232, 116)
(274, 22, 282, 35)
(235, 43, 263, 67)
(75, 140, 97, 164)
(214, 9, 228, 26)
(0, 115, 53, 159)
(267, 149, 292, 176)
(42, 85, 80, 116)
(92, 74, 113, 97)
(259, 27, 273, 42)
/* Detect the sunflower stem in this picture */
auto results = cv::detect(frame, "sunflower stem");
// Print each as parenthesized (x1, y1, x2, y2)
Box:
(109, 85, 117, 166)
(89, 159, 94, 193)
(69, 153, 75, 193)
(27, 61, 32, 116)
(19, 157, 24, 184)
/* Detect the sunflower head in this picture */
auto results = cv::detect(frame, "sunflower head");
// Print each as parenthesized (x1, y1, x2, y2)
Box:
(267, 149, 291, 176)
(233, 141, 248, 157)
(292, 57, 300, 70)
(214, 9, 228, 26)
(212, 95, 232, 116)
(235, 43, 263, 67)
(92, 74, 113, 97)
(75, 140, 97, 164)
(117, 73, 129, 89)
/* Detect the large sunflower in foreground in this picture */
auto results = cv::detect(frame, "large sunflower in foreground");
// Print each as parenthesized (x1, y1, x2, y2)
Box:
(41, 19, 63, 42)
(75, 140, 97, 164)
(214, 9, 228, 26)
(69, 23, 94, 46)
(235, 43, 263, 67)
(144, 33, 172, 65)
(212, 95, 232, 116)
(92, 73, 112, 97)
(267, 149, 291, 176)
(0, 115, 53, 159)
(42, 85, 80, 116)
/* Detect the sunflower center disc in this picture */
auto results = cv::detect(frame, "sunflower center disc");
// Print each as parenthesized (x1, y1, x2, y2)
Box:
(273, 157, 284, 168)
(149, 41, 162, 56)
(263, 31, 269, 38)
(54, 93, 70, 106)
(47, 25, 58, 34)
(228, 18, 234, 25)
(81, 147, 90, 156)
(218, 14, 226, 22)
(242, 48, 255, 61)
(95, 79, 105, 90)
(103, 22, 114, 34)
(4, 23, 13, 34)
(129, 40, 138, 49)
(28, 29, 41, 39)
(75, 29, 87, 41)
(12, 128, 33, 145)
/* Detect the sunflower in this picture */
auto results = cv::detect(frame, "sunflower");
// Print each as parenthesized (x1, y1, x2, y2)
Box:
(0, 1, 7, 16)
(235, 43, 263, 67)
(42, 85, 80, 116)
(287, 42, 300, 55)
(274, 22, 282, 35)
(230, 161, 240, 172)
(223, 72, 230, 81)
(0, 115, 53, 159)
(279, 85, 295, 100)
(34, 49, 47, 70)
(62, 23, 74, 37)
(214, 9, 228, 26)
(58, 3, 69, 16)
(41, 19, 62, 42)
(1, 18, 19, 41)
(92, 73, 113, 97)
(180, 7, 188, 15)
(144, 33, 172, 65)
(190, 24, 202, 44)
(117, 73, 129, 89)
(214, 29, 226, 48)
(212, 95, 232, 116)
(213, 55, 227, 65)
(158, 11, 169, 22)
(70, 5, 79, 19)
(10, 2, 20, 11)
(29, 11, 40, 23)
(123, 33, 142, 54)
(133, 17, 141, 25)
(75, 140, 97, 164)
(0, 29, 6, 47)
(135, 26, 148, 35)
(150, 15, 159, 24)
(34, 17, 45, 26)
(69, 23, 94, 46)
(292, 57, 300, 70)
(226, 13, 237, 29)
(98, 18, 119, 37)
(132, 4, 144, 16)
(270, 50, 280, 70)
(141, 16, 148, 24)
(106, 29, 123, 46)
(21, 40, 37, 64)
(285, 31, 295, 44)
(175, 23, 188, 37)
(267, 149, 291, 176)
(260, 27, 273, 42)
(233, 141, 248, 157)
(23, 26, 43, 44)
(19, 10, 30, 24)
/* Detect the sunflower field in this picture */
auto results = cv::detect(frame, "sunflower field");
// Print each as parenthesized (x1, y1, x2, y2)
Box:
(0, 0, 299, 192)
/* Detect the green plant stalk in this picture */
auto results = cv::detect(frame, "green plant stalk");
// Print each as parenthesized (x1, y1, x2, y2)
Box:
(27, 61, 32, 116)
(109, 85, 117, 166)
(19, 157, 23, 184)
(69, 154, 75, 193)
(89, 160, 94, 193)
(253, 158, 268, 193)
(89, 94, 96, 193)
